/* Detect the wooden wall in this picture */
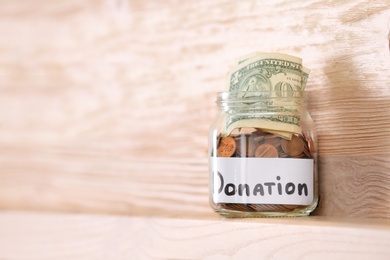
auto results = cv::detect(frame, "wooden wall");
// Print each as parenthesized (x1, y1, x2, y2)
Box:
(1, 0, 390, 217)
(1, 0, 390, 258)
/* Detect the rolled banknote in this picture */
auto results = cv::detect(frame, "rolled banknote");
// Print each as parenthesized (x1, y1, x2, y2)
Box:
(227, 52, 309, 93)
(225, 53, 310, 139)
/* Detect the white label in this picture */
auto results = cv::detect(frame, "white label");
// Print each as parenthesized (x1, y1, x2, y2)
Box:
(211, 158, 314, 205)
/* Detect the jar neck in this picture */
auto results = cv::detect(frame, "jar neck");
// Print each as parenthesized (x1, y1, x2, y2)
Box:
(216, 91, 307, 112)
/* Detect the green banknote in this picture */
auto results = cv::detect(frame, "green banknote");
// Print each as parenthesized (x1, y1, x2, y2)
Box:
(227, 52, 309, 93)
(225, 53, 310, 139)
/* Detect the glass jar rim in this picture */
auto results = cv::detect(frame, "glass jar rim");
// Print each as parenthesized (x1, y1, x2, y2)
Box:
(217, 91, 307, 102)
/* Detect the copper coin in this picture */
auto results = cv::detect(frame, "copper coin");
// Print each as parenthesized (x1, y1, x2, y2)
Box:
(306, 136, 315, 153)
(217, 136, 236, 157)
(249, 204, 297, 212)
(235, 134, 260, 157)
(253, 135, 265, 143)
(264, 135, 282, 148)
(278, 148, 289, 158)
(234, 135, 244, 157)
(247, 135, 260, 157)
(281, 135, 305, 157)
(255, 144, 279, 158)
(224, 203, 253, 211)
(248, 204, 274, 211)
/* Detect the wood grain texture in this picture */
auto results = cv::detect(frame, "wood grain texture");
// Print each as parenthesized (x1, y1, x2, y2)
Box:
(1, 212, 390, 260)
(2, 144, 390, 218)
(0, 0, 390, 218)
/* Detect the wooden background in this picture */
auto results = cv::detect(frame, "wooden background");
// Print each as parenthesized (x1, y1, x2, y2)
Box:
(0, 0, 390, 258)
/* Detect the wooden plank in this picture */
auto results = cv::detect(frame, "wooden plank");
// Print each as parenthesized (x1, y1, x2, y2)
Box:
(315, 156, 390, 218)
(0, 0, 390, 218)
(0, 0, 389, 153)
(1, 143, 390, 218)
(1, 212, 390, 259)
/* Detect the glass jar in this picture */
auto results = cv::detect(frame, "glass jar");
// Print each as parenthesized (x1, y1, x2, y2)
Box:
(208, 91, 318, 217)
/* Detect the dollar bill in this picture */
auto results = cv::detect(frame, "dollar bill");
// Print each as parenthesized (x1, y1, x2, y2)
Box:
(225, 53, 310, 139)
(227, 52, 308, 93)
(224, 90, 304, 139)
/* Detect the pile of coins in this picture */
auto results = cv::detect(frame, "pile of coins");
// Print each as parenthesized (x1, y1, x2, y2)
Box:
(216, 203, 303, 213)
(215, 127, 315, 213)
(217, 128, 314, 159)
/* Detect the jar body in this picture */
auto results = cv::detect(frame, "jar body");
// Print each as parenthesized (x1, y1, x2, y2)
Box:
(209, 92, 318, 217)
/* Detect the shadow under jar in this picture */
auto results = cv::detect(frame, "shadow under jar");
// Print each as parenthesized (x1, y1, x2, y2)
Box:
(209, 91, 318, 217)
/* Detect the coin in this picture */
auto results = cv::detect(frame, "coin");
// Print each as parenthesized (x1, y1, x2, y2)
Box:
(255, 144, 279, 158)
(217, 136, 236, 157)
(252, 135, 265, 143)
(281, 135, 304, 157)
(264, 135, 282, 148)
(277, 147, 289, 158)
(223, 203, 254, 211)
(306, 136, 314, 153)
(234, 135, 244, 157)
(249, 204, 298, 212)
(234, 134, 260, 157)
(247, 135, 260, 157)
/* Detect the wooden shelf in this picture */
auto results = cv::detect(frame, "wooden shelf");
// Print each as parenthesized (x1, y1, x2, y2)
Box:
(1, 211, 390, 259)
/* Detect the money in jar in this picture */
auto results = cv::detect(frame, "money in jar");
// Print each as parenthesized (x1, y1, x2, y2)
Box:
(208, 53, 318, 217)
